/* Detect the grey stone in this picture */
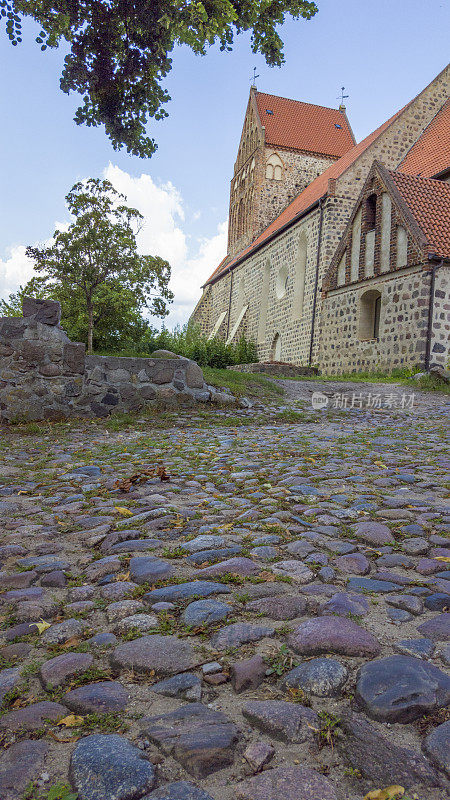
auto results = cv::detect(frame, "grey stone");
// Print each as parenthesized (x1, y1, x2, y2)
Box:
(22, 296, 61, 325)
(115, 614, 159, 634)
(425, 594, 450, 612)
(282, 658, 348, 697)
(0, 667, 21, 707)
(271, 560, 314, 583)
(335, 553, 370, 574)
(141, 703, 239, 777)
(289, 616, 380, 657)
(243, 741, 275, 772)
(87, 632, 118, 648)
(417, 613, 450, 641)
(352, 521, 393, 545)
(338, 712, 443, 788)
(181, 599, 231, 627)
(184, 536, 226, 553)
(246, 594, 307, 620)
(70, 734, 156, 800)
(231, 655, 266, 693)
(143, 581, 231, 605)
(41, 618, 88, 645)
(236, 766, 338, 800)
(387, 607, 413, 623)
(395, 638, 435, 658)
(320, 592, 369, 617)
(146, 782, 215, 800)
(210, 622, 275, 651)
(242, 700, 317, 743)
(63, 682, 128, 714)
(355, 655, 450, 722)
(402, 536, 429, 555)
(196, 557, 260, 578)
(0, 740, 49, 800)
(41, 569, 67, 587)
(423, 720, 450, 777)
(186, 547, 242, 565)
(347, 577, 402, 593)
(109, 539, 163, 554)
(129, 556, 174, 584)
(0, 700, 66, 730)
(386, 593, 424, 615)
(110, 635, 198, 676)
(40, 652, 93, 688)
(151, 673, 202, 702)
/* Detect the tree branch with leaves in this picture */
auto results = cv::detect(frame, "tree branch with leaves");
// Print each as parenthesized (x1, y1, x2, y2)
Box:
(2, 0, 318, 157)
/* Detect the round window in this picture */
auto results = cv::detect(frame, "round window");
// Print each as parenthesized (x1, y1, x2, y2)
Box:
(276, 265, 288, 299)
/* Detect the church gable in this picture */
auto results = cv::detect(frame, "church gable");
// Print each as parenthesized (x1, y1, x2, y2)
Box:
(323, 161, 430, 293)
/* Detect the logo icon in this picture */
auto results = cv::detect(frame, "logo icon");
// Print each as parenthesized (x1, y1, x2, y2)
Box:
(311, 391, 328, 410)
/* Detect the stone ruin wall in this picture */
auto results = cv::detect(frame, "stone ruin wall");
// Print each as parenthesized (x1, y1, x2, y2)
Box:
(0, 300, 223, 422)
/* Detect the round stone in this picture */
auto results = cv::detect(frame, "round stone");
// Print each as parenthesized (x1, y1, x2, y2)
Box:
(236, 766, 338, 800)
(289, 616, 380, 657)
(355, 655, 450, 722)
(423, 720, 450, 777)
(63, 682, 128, 714)
(282, 658, 348, 697)
(110, 635, 197, 677)
(70, 734, 156, 800)
(181, 599, 231, 627)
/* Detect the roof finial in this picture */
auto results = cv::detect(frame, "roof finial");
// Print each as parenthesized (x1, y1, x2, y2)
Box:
(337, 86, 349, 111)
(250, 67, 259, 89)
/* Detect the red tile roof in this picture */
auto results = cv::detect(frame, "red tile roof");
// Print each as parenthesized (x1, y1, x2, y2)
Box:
(398, 99, 450, 178)
(205, 106, 405, 285)
(390, 170, 450, 259)
(254, 92, 355, 157)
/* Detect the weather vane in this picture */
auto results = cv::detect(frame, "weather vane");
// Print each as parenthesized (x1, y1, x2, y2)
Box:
(250, 67, 260, 87)
(337, 86, 349, 104)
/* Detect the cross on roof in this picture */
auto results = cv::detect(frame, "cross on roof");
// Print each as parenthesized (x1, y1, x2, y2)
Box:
(250, 67, 260, 87)
(337, 86, 349, 105)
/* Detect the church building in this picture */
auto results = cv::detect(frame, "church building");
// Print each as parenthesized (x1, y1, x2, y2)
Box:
(190, 66, 450, 374)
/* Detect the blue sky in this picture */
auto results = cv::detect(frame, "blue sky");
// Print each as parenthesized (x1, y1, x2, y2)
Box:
(1, 0, 449, 325)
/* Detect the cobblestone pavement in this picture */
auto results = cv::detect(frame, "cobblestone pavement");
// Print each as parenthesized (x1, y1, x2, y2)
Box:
(0, 382, 449, 800)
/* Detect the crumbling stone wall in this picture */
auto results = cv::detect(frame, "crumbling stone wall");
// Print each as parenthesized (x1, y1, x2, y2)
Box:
(0, 301, 221, 422)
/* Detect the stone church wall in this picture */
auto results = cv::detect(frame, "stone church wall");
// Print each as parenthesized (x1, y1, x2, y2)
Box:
(256, 148, 335, 236)
(192, 64, 450, 373)
(318, 266, 432, 374)
(430, 265, 450, 368)
(0, 309, 214, 423)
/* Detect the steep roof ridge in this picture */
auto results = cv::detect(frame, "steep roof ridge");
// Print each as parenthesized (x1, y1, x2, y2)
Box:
(389, 168, 450, 259)
(255, 90, 348, 115)
(398, 97, 450, 178)
(205, 64, 450, 286)
(205, 105, 405, 285)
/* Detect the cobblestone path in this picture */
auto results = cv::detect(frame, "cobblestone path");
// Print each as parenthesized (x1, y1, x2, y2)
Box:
(0, 383, 449, 800)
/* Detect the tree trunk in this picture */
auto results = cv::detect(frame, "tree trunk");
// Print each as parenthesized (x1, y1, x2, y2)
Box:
(87, 301, 94, 355)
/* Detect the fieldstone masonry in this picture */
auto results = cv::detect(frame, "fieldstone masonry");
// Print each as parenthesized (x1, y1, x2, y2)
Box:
(192, 65, 450, 375)
(0, 301, 225, 422)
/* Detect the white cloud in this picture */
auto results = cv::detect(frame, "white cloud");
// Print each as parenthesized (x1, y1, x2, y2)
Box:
(0, 245, 35, 300)
(103, 164, 227, 328)
(0, 165, 227, 328)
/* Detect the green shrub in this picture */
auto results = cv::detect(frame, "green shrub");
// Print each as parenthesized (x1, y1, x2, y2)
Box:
(97, 324, 257, 369)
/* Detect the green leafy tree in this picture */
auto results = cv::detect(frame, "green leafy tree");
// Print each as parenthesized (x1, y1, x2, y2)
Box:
(23, 178, 173, 353)
(2, 0, 318, 157)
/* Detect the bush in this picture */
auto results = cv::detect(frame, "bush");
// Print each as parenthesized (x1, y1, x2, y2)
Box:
(97, 323, 258, 369)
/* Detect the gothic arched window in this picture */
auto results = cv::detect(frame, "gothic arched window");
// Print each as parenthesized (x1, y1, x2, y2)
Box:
(266, 152, 284, 180)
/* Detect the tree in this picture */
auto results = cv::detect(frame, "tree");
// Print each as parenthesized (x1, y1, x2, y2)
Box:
(2, 0, 318, 157)
(23, 178, 173, 353)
